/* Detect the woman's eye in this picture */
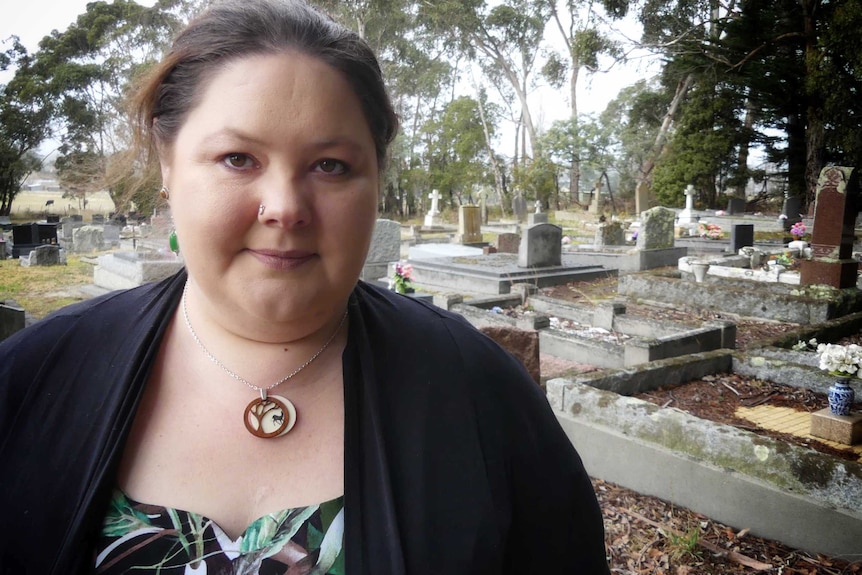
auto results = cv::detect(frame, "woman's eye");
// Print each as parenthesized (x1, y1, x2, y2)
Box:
(316, 159, 348, 175)
(222, 153, 255, 169)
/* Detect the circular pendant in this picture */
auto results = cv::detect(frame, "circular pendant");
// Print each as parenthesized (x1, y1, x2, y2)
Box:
(244, 395, 297, 438)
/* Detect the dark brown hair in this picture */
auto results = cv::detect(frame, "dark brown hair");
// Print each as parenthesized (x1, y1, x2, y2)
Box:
(132, 0, 398, 168)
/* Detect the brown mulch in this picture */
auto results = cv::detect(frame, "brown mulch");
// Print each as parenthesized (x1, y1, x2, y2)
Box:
(541, 275, 862, 573)
(633, 374, 861, 462)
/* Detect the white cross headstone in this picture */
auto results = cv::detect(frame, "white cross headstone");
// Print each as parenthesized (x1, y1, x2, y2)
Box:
(677, 184, 697, 225)
(424, 189, 443, 227)
(428, 189, 441, 216)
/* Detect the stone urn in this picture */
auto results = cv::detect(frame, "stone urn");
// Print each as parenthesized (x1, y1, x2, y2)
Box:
(828, 378, 856, 416)
(690, 261, 710, 283)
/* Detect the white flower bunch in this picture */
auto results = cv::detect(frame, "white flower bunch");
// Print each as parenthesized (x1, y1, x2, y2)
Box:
(817, 343, 862, 376)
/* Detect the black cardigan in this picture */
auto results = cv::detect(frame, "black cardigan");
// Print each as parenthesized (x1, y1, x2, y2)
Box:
(0, 271, 609, 574)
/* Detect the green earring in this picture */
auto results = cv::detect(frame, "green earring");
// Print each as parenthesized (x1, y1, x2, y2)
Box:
(169, 230, 180, 254)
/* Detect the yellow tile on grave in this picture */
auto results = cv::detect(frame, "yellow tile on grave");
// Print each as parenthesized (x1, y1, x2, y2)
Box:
(735, 405, 862, 463)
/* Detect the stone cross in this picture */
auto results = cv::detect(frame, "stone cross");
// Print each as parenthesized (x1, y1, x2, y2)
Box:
(677, 184, 697, 225)
(428, 189, 442, 216)
(534, 200, 542, 214)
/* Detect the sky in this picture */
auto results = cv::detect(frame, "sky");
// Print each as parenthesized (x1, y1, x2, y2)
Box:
(2, 0, 661, 150)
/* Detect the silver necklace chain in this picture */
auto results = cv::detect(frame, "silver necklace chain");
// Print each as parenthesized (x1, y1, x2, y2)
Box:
(181, 282, 347, 399)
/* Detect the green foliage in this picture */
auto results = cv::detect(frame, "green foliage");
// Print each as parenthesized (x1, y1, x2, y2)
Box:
(0, 38, 53, 216)
(423, 96, 492, 205)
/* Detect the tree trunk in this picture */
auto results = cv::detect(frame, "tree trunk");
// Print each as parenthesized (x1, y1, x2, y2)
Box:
(634, 73, 695, 209)
(476, 92, 507, 216)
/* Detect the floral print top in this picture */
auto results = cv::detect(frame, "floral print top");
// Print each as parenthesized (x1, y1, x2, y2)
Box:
(94, 489, 345, 574)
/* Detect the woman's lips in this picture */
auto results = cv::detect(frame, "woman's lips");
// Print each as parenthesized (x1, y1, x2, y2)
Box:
(248, 249, 316, 271)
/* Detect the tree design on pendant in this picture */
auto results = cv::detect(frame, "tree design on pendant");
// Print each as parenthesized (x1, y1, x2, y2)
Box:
(244, 395, 297, 438)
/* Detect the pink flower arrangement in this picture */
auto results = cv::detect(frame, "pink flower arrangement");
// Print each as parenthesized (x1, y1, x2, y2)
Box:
(697, 222, 723, 240)
(393, 261, 414, 294)
(790, 221, 806, 239)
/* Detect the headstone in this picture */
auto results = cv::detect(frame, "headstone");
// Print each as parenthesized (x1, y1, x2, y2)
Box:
(677, 184, 697, 224)
(594, 221, 626, 247)
(424, 189, 442, 227)
(478, 325, 540, 386)
(362, 218, 401, 281)
(496, 232, 520, 254)
(456, 205, 483, 244)
(801, 166, 860, 288)
(70, 214, 84, 223)
(0, 300, 25, 342)
(588, 181, 602, 214)
(46, 215, 60, 223)
(103, 224, 121, 246)
(634, 182, 649, 216)
(518, 223, 562, 268)
(10, 223, 58, 258)
(729, 224, 754, 253)
(72, 225, 105, 253)
(636, 206, 676, 250)
(478, 191, 488, 225)
(727, 197, 747, 215)
(512, 191, 527, 222)
(23, 244, 61, 266)
(781, 195, 804, 230)
(92, 214, 105, 224)
(527, 212, 548, 225)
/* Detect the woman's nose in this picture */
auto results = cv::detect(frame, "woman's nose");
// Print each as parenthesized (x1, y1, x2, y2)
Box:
(257, 174, 312, 228)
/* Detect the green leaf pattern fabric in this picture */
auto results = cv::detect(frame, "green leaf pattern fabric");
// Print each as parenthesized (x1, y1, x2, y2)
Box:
(95, 489, 344, 574)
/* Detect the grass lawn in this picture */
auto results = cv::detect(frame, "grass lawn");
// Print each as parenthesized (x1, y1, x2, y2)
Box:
(0, 255, 94, 319)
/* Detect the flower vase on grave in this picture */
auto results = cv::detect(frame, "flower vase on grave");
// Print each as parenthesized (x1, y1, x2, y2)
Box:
(690, 262, 709, 283)
(828, 378, 856, 416)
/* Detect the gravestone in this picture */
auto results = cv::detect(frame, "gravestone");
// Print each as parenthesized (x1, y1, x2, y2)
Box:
(729, 224, 754, 253)
(0, 300, 25, 342)
(518, 223, 562, 268)
(70, 214, 84, 223)
(727, 197, 746, 215)
(588, 181, 602, 214)
(424, 189, 442, 227)
(801, 166, 860, 288)
(456, 205, 483, 244)
(527, 202, 547, 225)
(636, 207, 676, 250)
(478, 191, 488, 225)
(477, 325, 540, 386)
(103, 224, 121, 247)
(594, 221, 625, 247)
(46, 215, 60, 224)
(21, 244, 61, 267)
(72, 225, 105, 253)
(496, 232, 520, 254)
(782, 196, 804, 230)
(91, 214, 105, 224)
(512, 191, 527, 222)
(677, 184, 697, 224)
(11, 223, 58, 258)
(362, 218, 401, 281)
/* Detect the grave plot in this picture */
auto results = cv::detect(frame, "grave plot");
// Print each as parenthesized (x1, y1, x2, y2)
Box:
(548, 348, 862, 559)
(450, 291, 735, 369)
(619, 267, 862, 324)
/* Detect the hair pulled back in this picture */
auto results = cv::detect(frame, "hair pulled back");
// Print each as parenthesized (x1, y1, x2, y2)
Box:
(132, 0, 398, 168)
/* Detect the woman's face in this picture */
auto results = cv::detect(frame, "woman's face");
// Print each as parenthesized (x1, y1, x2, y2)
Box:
(161, 51, 379, 337)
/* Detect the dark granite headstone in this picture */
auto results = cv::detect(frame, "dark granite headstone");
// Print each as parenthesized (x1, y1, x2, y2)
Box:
(730, 224, 754, 252)
(11, 223, 58, 258)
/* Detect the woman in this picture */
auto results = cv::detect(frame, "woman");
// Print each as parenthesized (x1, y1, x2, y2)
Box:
(0, 1, 609, 573)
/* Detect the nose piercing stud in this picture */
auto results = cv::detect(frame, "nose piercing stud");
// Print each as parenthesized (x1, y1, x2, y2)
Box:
(258, 204, 265, 216)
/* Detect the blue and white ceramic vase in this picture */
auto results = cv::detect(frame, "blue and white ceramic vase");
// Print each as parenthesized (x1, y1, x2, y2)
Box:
(828, 378, 855, 416)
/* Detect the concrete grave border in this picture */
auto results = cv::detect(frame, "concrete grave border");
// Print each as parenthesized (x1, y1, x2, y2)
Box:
(547, 350, 862, 559)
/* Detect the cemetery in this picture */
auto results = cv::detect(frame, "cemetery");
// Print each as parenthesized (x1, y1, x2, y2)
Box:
(4, 165, 862, 566)
(4, 1, 862, 569)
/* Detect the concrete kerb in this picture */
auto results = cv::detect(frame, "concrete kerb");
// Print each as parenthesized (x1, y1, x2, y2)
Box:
(548, 350, 862, 558)
(618, 270, 862, 324)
